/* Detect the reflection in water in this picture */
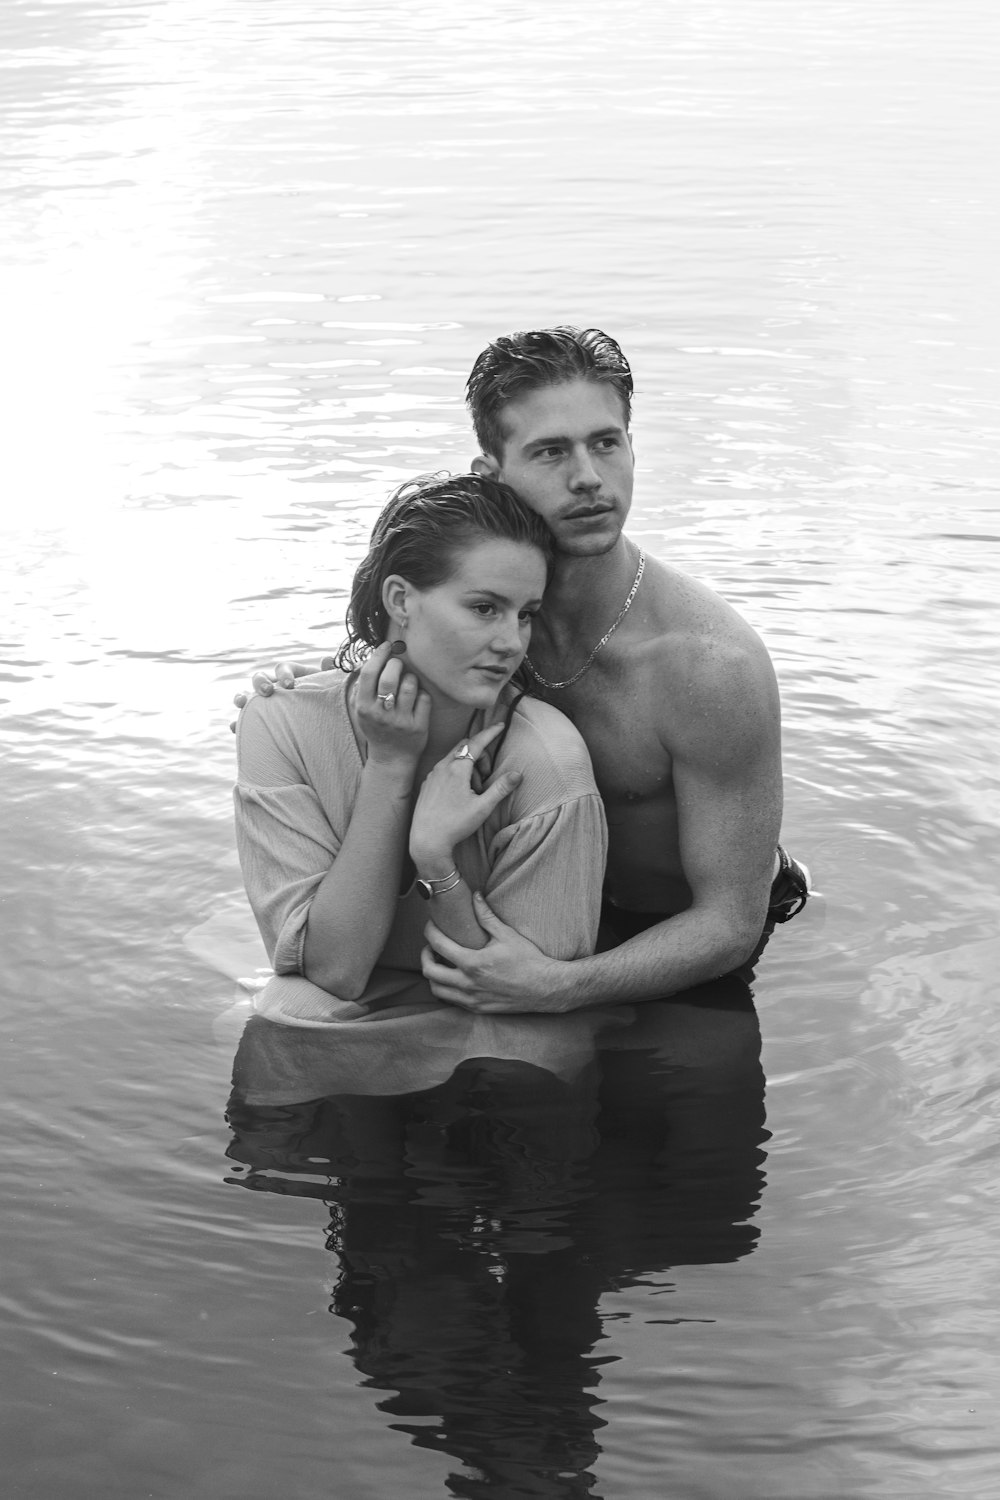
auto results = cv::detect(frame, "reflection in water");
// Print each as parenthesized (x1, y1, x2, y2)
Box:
(226, 980, 767, 1497)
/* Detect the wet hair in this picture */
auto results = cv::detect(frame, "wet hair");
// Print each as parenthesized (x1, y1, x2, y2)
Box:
(334, 471, 554, 671)
(466, 326, 634, 460)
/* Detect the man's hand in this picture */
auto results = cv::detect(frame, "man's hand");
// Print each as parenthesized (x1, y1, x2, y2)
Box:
(421, 893, 570, 1013)
(230, 657, 334, 731)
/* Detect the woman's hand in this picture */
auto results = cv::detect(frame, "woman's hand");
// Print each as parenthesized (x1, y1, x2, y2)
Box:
(355, 642, 431, 773)
(410, 724, 523, 867)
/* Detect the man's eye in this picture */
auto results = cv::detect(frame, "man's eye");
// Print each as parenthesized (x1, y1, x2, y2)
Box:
(596, 437, 619, 451)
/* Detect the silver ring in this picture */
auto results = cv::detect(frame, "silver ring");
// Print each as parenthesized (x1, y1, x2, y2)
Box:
(377, 692, 395, 709)
(454, 743, 475, 761)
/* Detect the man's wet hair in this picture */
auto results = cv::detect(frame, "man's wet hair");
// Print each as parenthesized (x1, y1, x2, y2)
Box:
(334, 471, 553, 671)
(466, 326, 634, 460)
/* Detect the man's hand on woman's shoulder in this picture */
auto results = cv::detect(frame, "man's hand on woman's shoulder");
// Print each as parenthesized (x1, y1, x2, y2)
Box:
(229, 657, 333, 730)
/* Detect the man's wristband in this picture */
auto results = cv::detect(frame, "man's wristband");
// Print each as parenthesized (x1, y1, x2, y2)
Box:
(415, 869, 462, 901)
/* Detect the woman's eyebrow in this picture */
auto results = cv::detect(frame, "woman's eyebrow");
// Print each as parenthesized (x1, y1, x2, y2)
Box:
(463, 588, 543, 607)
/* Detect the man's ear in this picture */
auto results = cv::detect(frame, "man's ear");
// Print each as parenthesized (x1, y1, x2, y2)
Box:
(471, 453, 501, 479)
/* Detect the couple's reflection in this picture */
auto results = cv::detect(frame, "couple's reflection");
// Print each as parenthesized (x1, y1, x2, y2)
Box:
(225, 978, 768, 1499)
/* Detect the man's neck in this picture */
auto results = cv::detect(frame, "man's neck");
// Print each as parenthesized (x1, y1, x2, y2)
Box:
(539, 536, 642, 637)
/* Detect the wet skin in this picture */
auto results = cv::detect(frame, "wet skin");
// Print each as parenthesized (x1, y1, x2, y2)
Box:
(240, 377, 784, 1004)
(479, 378, 782, 918)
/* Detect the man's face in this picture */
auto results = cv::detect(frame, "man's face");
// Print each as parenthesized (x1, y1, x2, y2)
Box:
(487, 378, 634, 557)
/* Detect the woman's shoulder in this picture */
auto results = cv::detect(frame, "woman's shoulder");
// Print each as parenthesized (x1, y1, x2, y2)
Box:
(243, 669, 349, 721)
(501, 693, 598, 805)
(237, 669, 352, 761)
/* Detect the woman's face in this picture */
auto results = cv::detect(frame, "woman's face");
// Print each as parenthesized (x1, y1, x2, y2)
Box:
(394, 538, 547, 712)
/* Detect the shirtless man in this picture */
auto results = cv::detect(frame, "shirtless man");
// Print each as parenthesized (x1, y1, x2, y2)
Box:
(239, 327, 808, 1012)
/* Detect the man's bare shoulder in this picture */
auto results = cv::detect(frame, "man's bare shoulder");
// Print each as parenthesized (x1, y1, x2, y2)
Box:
(633, 559, 780, 752)
(637, 559, 773, 672)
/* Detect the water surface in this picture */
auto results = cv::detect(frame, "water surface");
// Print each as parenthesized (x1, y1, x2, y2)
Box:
(2, 2, 1000, 1496)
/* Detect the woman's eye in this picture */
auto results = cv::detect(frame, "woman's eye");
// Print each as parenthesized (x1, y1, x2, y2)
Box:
(472, 602, 497, 617)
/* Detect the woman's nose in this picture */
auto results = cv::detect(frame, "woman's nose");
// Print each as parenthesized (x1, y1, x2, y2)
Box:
(492, 616, 523, 655)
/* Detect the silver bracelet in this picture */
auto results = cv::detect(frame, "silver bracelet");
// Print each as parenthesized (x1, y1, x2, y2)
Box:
(415, 868, 462, 901)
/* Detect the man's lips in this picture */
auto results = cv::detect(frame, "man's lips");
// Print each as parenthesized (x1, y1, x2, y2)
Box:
(564, 502, 613, 520)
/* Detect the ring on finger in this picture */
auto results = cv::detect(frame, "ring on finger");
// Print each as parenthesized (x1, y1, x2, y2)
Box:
(377, 692, 395, 709)
(454, 743, 476, 761)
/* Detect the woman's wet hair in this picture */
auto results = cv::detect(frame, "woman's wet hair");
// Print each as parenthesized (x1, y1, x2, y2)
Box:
(466, 326, 633, 460)
(334, 471, 554, 671)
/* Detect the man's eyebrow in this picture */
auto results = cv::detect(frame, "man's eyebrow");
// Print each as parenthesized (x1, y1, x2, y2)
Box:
(522, 425, 623, 451)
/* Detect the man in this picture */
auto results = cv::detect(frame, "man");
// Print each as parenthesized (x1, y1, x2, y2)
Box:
(239, 327, 808, 1012)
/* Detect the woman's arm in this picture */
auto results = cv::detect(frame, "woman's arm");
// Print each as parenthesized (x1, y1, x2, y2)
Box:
(408, 723, 527, 953)
(299, 755, 415, 997)
(298, 644, 432, 998)
(236, 643, 430, 1000)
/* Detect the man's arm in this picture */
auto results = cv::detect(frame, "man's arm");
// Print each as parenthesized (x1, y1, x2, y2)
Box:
(422, 634, 782, 1011)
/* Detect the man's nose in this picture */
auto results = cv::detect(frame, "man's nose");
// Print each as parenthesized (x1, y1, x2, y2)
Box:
(568, 447, 601, 489)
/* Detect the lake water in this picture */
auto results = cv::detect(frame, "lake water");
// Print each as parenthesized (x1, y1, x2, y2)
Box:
(3, 1, 1000, 1496)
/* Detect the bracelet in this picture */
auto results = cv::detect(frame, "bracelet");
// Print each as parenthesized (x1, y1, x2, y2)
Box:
(415, 868, 462, 901)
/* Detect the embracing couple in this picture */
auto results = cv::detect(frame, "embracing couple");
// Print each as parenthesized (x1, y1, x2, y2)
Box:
(233, 326, 808, 1030)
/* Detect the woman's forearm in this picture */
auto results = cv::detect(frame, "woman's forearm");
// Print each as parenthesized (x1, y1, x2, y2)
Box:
(412, 860, 489, 953)
(301, 760, 415, 997)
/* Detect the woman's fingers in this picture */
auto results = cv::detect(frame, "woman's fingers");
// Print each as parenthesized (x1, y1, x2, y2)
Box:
(356, 640, 395, 701)
(451, 721, 505, 762)
(393, 669, 420, 710)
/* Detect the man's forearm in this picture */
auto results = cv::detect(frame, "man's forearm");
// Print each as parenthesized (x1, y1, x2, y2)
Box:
(547, 907, 758, 1010)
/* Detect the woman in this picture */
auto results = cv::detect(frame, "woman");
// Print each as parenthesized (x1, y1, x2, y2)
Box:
(234, 472, 608, 1059)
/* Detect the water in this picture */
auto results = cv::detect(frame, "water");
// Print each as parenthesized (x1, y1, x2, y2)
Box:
(2, 1, 999, 1495)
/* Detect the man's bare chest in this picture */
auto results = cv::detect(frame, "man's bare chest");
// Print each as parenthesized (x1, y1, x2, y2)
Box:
(539, 677, 673, 808)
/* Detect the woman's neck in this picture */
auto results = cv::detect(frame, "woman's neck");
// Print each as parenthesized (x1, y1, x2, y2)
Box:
(424, 702, 480, 765)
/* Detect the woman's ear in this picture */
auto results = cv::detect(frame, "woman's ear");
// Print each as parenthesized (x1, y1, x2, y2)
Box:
(381, 573, 411, 630)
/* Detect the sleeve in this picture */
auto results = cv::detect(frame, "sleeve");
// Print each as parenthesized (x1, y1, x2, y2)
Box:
(233, 702, 341, 975)
(482, 792, 607, 960)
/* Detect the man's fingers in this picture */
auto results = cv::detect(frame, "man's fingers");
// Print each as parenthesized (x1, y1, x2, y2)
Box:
(250, 671, 276, 697)
(470, 890, 508, 935)
(233, 691, 248, 711)
(271, 660, 315, 689)
(421, 922, 467, 967)
(320, 655, 335, 671)
(420, 947, 477, 1005)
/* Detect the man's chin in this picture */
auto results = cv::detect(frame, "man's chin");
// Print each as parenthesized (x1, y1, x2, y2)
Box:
(552, 529, 623, 558)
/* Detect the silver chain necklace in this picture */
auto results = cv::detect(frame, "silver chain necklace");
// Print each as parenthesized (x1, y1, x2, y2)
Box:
(524, 550, 646, 691)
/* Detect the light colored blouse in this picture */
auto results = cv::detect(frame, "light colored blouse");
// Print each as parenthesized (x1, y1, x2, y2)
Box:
(234, 671, 607, 1031)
